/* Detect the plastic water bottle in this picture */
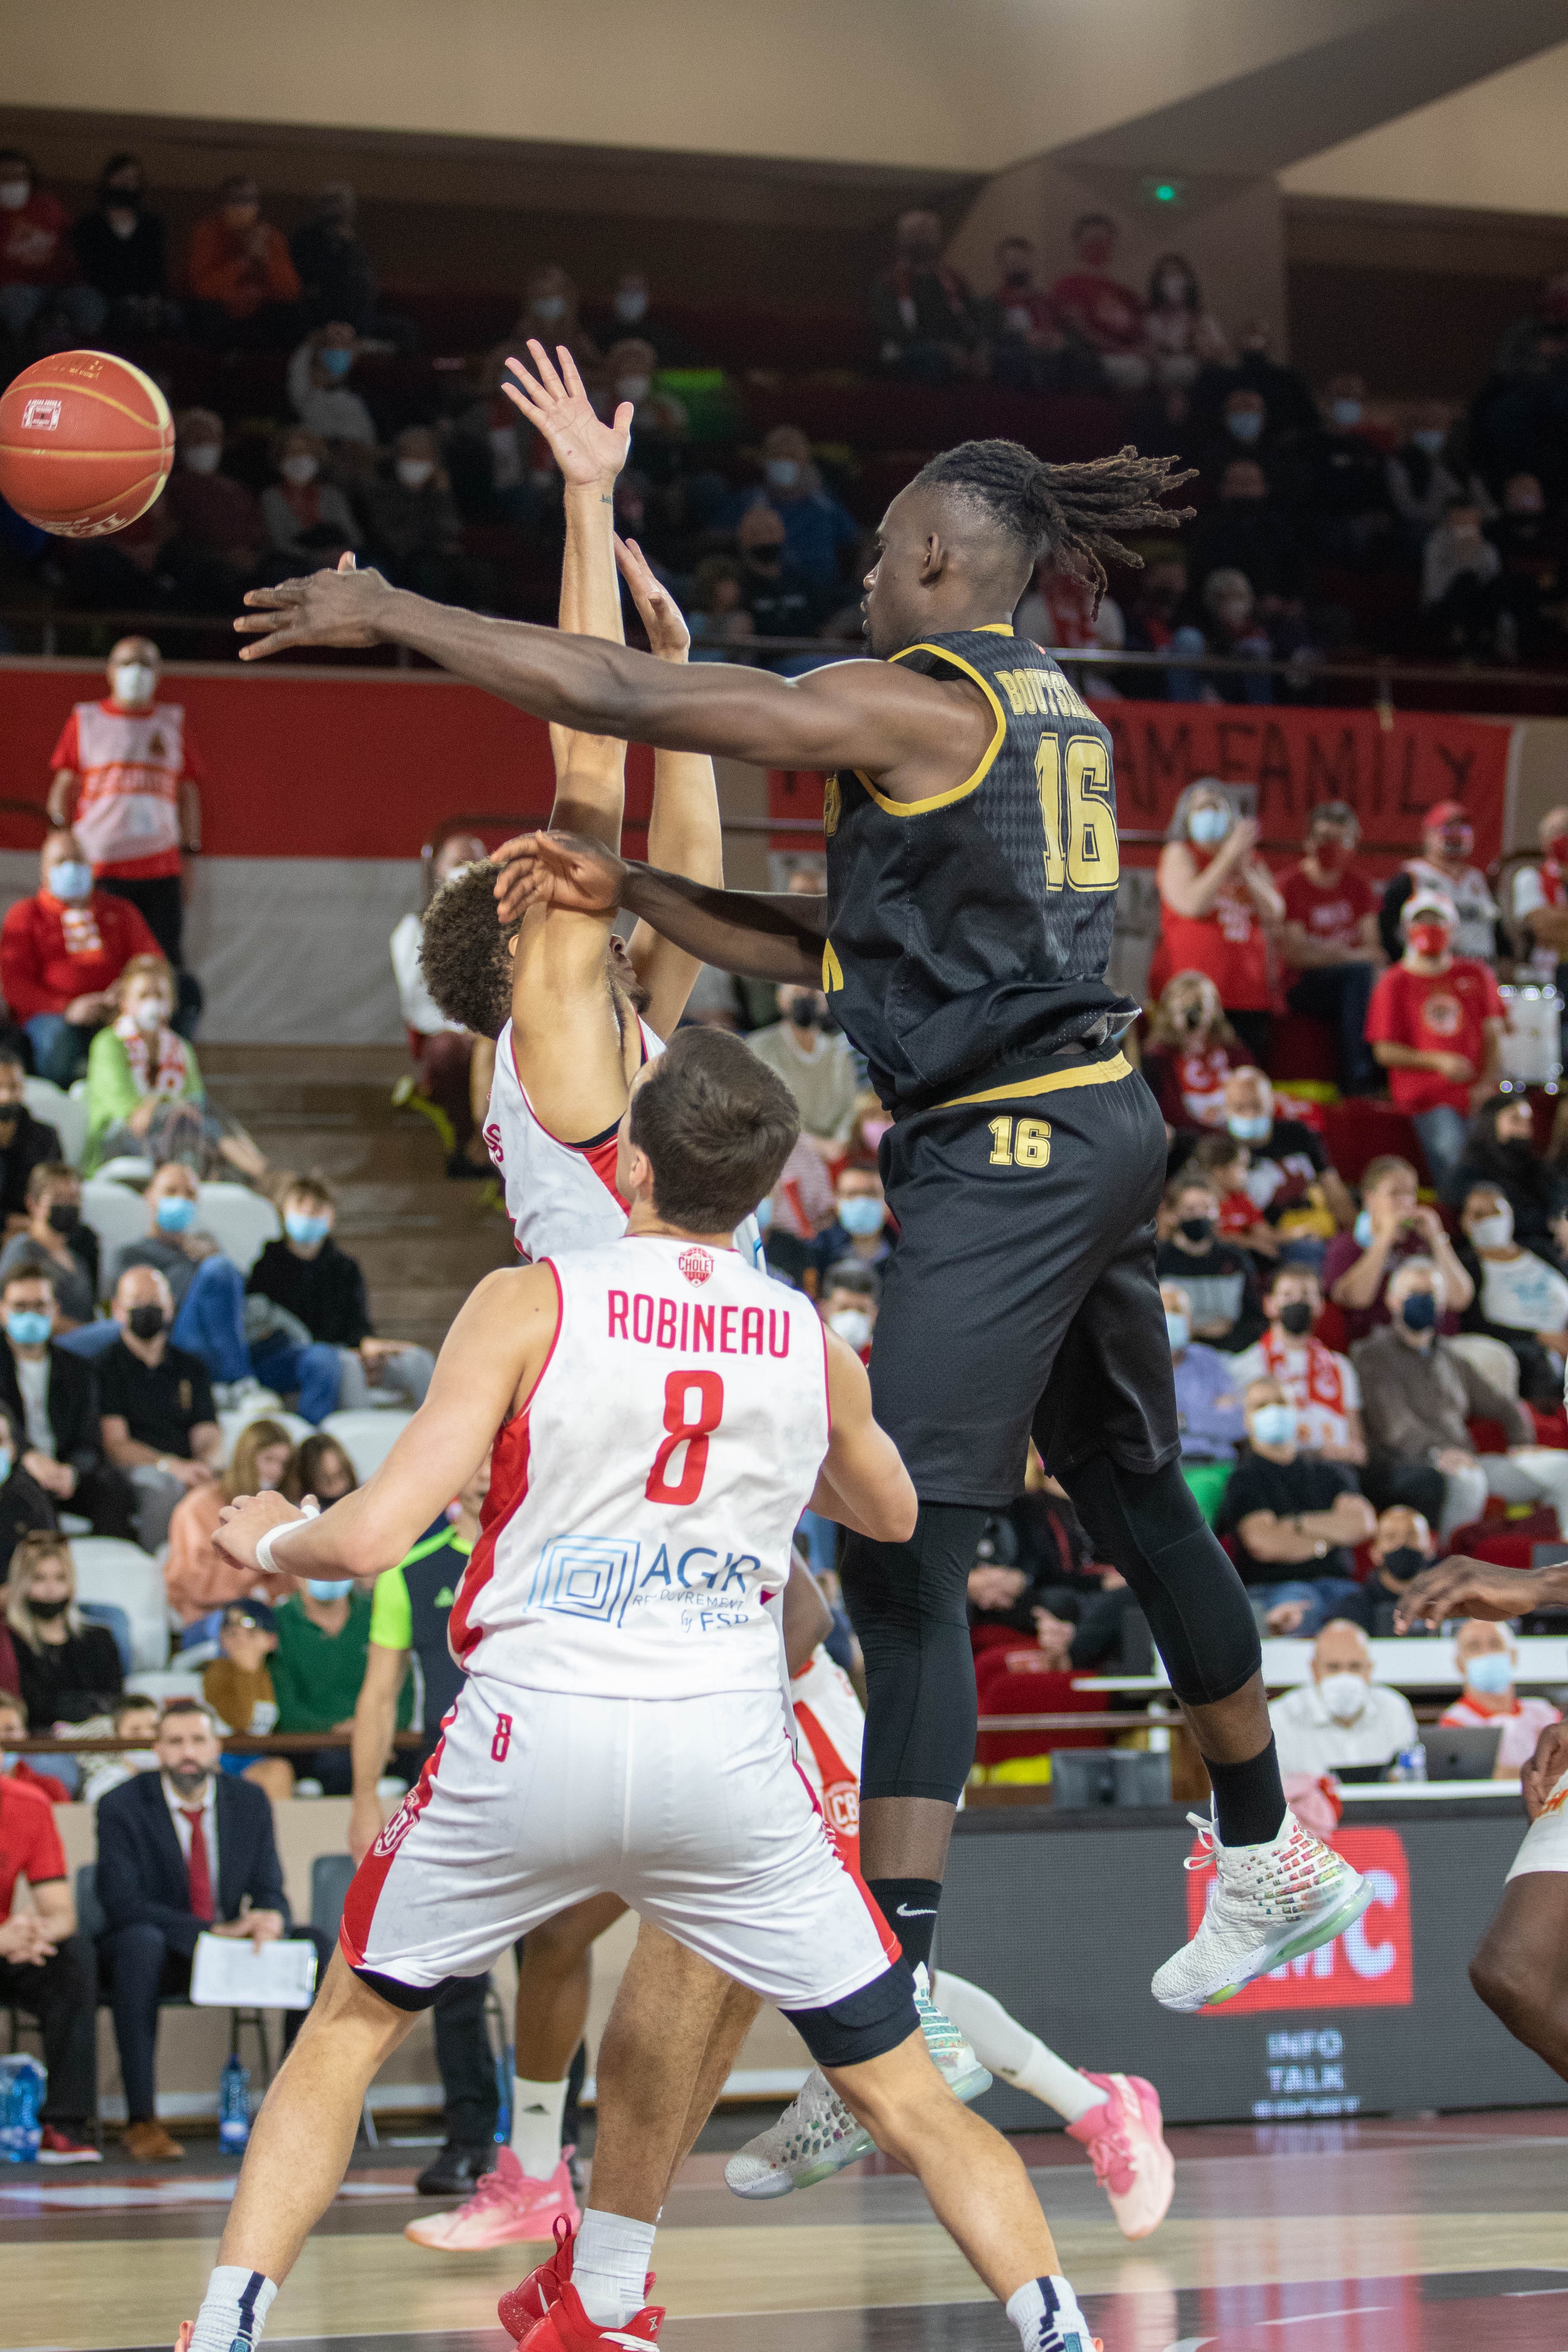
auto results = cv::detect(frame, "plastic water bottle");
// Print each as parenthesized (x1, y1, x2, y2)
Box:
(0, 2054, 44, 2162)
(1389, 1743, 1428, 1783)
(218, 2054, 251, 2153)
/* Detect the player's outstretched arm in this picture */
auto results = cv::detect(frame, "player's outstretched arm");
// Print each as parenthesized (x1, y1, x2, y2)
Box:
(493, 832, 827, 986)
(237, 570, 986, 792)
(1393, 1554, 1568, 1631)
(811, 1330, 917, 1542)
(211, 1266, 559, 1582)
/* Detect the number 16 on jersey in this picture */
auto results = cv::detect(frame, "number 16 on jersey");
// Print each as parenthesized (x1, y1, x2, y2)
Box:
(1035, 734, 1119, 895)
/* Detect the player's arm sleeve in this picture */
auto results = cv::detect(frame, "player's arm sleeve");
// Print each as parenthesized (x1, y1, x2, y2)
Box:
(368, 1561, 413, 1651)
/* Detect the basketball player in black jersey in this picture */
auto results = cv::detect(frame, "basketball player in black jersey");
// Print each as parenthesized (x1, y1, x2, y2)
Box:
(237, 393, 1372, 2031)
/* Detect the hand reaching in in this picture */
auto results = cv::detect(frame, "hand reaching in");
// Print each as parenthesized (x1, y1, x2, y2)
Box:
(615, 535, 689, 662)
(491, 830, 629, 928)
(502, 341, 631, 490)
(238, 552, 392, 659)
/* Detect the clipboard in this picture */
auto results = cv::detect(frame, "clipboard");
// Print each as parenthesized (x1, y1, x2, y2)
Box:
(190, 1930, 318, 2010)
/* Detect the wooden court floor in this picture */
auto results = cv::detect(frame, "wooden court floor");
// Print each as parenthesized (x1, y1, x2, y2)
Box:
(5, 2110, 1568, 2352)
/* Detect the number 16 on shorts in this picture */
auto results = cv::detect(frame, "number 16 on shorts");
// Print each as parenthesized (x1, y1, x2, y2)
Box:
(987, 1114, 1051, 1169)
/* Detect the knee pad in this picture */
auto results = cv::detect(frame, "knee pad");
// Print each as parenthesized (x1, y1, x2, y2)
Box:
(1062, 1453, 1261, 1708)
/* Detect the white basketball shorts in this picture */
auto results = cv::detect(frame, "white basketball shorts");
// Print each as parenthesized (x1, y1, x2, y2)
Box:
(341, 1670, 899, 2010)
(1507, 1766, 1568, 1879)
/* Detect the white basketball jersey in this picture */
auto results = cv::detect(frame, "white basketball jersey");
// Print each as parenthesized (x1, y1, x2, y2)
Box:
(451, 1234, 830, 1698)
(482, 1013, 664, 1264)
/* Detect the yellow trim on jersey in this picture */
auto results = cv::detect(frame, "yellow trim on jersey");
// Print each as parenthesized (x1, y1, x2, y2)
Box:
(822, 938, 844, 992)
(937, 1050, 1133, 1111)
(854, 643, 1008, 818)
(973, 622, 1014, 635)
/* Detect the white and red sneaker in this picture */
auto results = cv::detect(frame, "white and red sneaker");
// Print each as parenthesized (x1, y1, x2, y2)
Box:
(1153, 1807, 1373, 2012)
(499, 2216, 657, 2346)
(1065, 2073, 1174, 2239)
(404, 2146, 579, 2251)
(525, 2281, 663, 2352)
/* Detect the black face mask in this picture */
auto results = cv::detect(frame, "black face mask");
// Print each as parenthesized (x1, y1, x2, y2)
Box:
(1003, 269, 1031, 288)
(127, 1305, 166, 1341)
(47, 1203, 79, 1235)
(28, 1595, 68, 1621)
(1278, 1300, 1314, 1337)
(1380, 1546, 1427, 1586)
(786, 998, 822, 1029)
(1179, 1216, 1213, 1245)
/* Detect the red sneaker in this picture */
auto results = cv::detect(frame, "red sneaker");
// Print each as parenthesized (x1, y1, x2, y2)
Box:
(37, 2123, 101, 2164)
(498, 2217, 657, 2346)
(525, 2281, 663, 2352)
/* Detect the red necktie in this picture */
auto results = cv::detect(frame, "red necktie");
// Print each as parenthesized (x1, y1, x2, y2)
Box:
(181, 1807, 213, 1922)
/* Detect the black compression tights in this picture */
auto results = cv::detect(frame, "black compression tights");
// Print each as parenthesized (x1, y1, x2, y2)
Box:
(1061, 1452, 1262, 1707)
(838, 1504, 985, 1807)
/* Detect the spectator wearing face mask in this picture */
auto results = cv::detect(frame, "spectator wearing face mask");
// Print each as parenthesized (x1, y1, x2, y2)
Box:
(1050, 213, 1147, 392)
(202, 1602, 283, 1795)
(47, 637, 206, 986)
(1205, 1067, 1352, 1254)
(1386, 403, 1470, 551)
(165, 1420, 296, 1629)
(0, 148, 106, 345)
(260, 428, 360, 568)
(1511, 805, 1568, 1000)
(0, 1051, 61, 1232)
(1353, 1256, 1568, 1537)
(1447, 1095, 1568, 1257)
(1277, 802, 1384, 1097)
(1441, 1623, 1562, 1776)
(185, 174, 302, 349)
(0, 1688, 68, 1804)
(602, 340, 687, 452)
(1268, 1619, 1418, 1779)
(5, 1533, 123, 1729)
(1121, 555, 1198, 700)
(1380, 802, 1503, 968)
(85, 957, 259, 1182)
(812, 1170, 891, 1281)
(270, 1575, 412, 1798)
(1456, 1181, 1568, 1406)
(1289, 374, 1394, 565)
(1366, 891, 1504, 1191)
(1142, 252, 1228, 389)
(0, 1165, 98, 1331)
(96, 1265, 222, 1552)
(585, 269, 691, 365)
(1188, 459, 1305, 609)
(1216, 1378, 1376, 1634)
(0, 1266, 136, 1541)
(819, 1263, 877, 1363)
(1422, 498, 1507, 660)
(1323, 1152, 1473, 1347)
(1231, 1265, 1364, 1466)
(0, 829, 163, 1087)
(1197, 389, 1279, 488)
(977, 237, 1090, 395)
(288, 183, 414, 349)
(1192, 319, 1319, 444)
(1154, 781, 1285, 1067)
(1139, 972, 1248, 1137)
(733, 504, 820, 649)
(71, 152, 176, 343)
(1162, 1278, 1247, 1522)
(162, 411, 265, 614)
(729, 428, 859, 596)
(746, 985, 859, 1158)
(1363, 1504, 1434, 1637)
(1155, 1174, 1264, 1353)
(285, 321, 378, 447)
(359, 430, 478, 603)
(870, 209, 980, 383)
(248, 1178, 433, 1416)
(98, 1162, 278, 1401)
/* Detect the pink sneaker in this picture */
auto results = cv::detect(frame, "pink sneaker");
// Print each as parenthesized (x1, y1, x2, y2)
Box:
(1066, 2072, 1174, 2240)
(405, 2146, 580, 2251)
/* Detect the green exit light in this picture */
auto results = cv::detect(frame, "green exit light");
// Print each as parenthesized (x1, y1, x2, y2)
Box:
(1141, 175, 1187, 208)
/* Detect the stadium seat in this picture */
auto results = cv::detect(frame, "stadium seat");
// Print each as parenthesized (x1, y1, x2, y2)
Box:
(321, 1410, 413, 1482)
(198, 1183, 282, 1275)
(1318, 1097, 1428, 1187)
(1266, 1013, 1338, 1087)
(218, 1406, 315, 1462)
(69, 1537, 171, 1673)
(24, 1076, 87, 1167)
(80, 1178, 152, 1277)
(95, 1156, 156, 1185)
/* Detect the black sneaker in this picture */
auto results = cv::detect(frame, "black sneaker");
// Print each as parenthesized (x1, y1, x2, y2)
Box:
(415, 2143, 495, 2196)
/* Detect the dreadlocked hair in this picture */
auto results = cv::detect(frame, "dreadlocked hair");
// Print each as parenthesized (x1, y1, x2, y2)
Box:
(417, 860, 516, 1041)
(912, 438, 1196, 612)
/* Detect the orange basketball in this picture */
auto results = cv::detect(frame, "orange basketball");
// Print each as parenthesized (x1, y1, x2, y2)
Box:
(0, 349, 173, 537)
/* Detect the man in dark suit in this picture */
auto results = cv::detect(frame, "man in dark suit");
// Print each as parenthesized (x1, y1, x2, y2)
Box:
(0, 1050, 62, 1225)
(95, 1698, 332, 2162)
(0, 1265, 138, 1537)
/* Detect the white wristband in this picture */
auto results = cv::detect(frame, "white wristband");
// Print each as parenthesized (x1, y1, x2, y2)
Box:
(254, 1499, 320, 1578)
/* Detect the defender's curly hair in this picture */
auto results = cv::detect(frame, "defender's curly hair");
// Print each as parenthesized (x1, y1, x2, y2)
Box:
(417, 860, 516, 1041)
(912, 437, 1195, 610)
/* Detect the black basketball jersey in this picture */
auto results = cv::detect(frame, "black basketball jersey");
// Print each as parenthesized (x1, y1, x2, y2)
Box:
(822, 625, 1135, 1112)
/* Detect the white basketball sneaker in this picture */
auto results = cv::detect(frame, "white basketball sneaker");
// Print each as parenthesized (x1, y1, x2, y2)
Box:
(724, 1965, 991, 2199)
(1152, 1807, 1373, 2012)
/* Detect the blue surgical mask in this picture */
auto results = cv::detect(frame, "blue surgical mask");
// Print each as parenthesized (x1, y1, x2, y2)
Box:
(838, 1196, 885, 1238)
(1165, 1310, 1189, 1352)
(1332, 398, 1363, 429)
(1412, 428, 1446, 456)
(1400, 1292, 1438, 1332)
(1464, 1651, 1513, 1696)
(1354, 1209, 1373, 1246)
(49, 861, 92, 904)
(306, 1579, 354, 1602)
(1226, 410, 1264, 442)
(285, 1212, 331, 1247)
(1188, 804, 1231, 847)
(1250, 1403, 1297, 1449)
(319, 345, 354, 377)
(1227, 1113, 1270, 1142)
(531, 294, 566, 323)
(155, 1196, 197, 1235)
(5, 1310, 50, 1349)
(765, 458, 800, 491)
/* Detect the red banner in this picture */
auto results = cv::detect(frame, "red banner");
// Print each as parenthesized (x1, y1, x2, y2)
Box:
(0, 659, 650, 859)
(1185, 1826, 1415, 2015)
(768, 701, 1514, 870)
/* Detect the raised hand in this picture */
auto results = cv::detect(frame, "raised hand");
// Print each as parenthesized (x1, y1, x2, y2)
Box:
(1393, 1553, 1543, 1632)
(213, 1491, 306, 1573)
(491, 830, 628, 926)
(236, 552, 394, 660)
(616, 534, 689, 662)
(502, 340, 631, 490)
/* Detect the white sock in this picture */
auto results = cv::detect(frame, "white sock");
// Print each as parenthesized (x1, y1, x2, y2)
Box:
(935, 1973, 1105, 2125)
(1007, 2274, 1093, 2352)
(191, 2266, 277, 2352)
(573, 2208, 657, 2327)
(510, 2075, 570, 2179)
